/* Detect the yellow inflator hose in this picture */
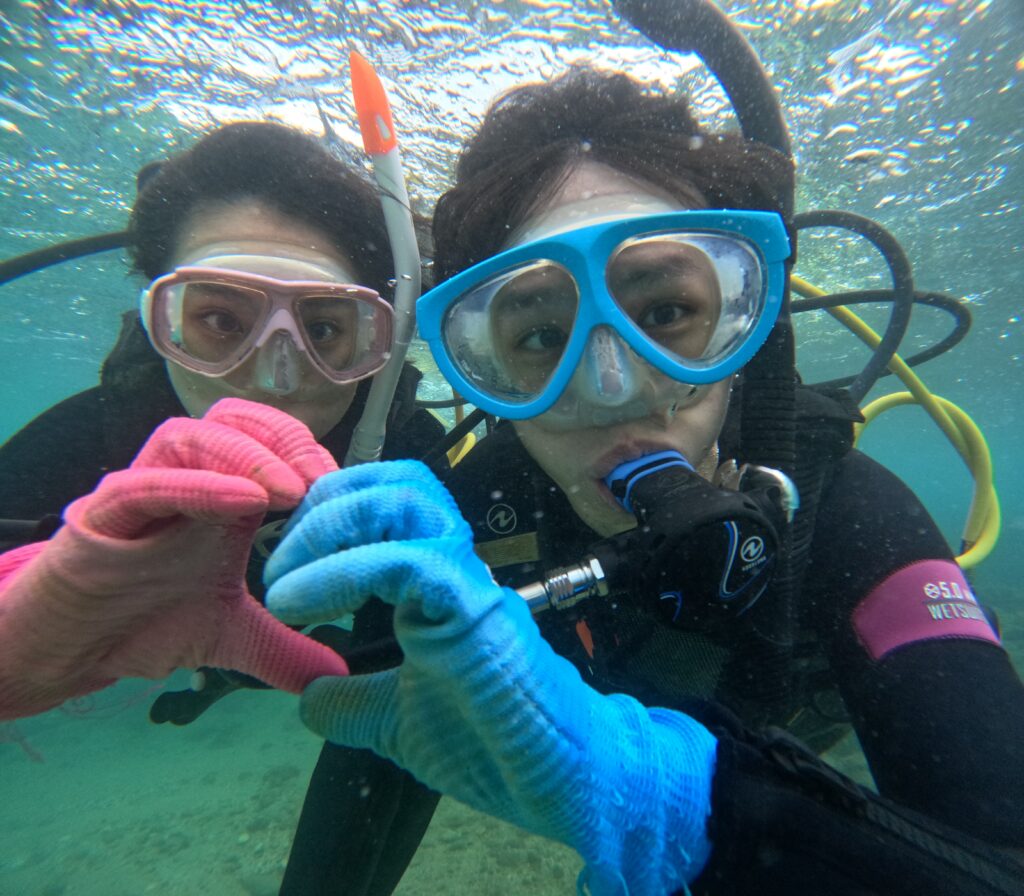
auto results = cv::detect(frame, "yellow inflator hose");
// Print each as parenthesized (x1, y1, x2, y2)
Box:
(790, 275, 1000, 568)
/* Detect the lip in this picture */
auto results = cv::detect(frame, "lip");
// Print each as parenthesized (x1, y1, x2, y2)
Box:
(589, 440, 681, 481)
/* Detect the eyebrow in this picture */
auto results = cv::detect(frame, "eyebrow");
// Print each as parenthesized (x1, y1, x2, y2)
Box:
(493, 269, 576, 313)
(186, 282, 259, 302)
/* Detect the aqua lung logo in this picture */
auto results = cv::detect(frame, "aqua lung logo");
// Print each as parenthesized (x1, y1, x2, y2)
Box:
(740, 536, 765, 564)
(486, 503, 517, 535)
(660, 590, 685, 623)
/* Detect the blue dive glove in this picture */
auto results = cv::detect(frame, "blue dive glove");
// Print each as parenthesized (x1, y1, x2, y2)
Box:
(265, 460, 717, 896)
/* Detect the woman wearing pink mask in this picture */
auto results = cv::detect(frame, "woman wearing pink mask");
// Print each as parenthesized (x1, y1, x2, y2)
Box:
(0, 121, 441, 896)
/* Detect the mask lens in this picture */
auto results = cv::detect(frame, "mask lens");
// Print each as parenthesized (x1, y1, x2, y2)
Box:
(441, 260, 579, 405)
(607, 232, 764, 370)
(172, 280, 269, 367)
(295, 294, 361, 374)
(151, 271, 394, 381)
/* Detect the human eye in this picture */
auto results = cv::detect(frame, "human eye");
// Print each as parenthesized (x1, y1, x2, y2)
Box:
(299, 298, 356, 347)
(195, 308, 244, 336)
(305, 318, 343, 344)
(517, 324, 569, 352)
(638, 301, 694, 330)
(182, 282, 260, 339)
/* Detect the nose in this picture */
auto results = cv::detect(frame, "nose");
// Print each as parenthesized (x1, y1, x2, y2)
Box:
(253, 329, 303, 396)
(575, 326, 644, 408)
(546, 326, 704, 429)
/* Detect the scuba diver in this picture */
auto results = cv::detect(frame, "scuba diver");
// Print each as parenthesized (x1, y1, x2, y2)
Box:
(265, 4, 1017, 893)
(262, 56, 1024, 896)
(0, 4, 1018, 895)
(0, 118, 443, 884)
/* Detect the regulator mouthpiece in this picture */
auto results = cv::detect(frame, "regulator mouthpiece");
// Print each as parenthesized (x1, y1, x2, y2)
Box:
(604, 449, 694, 514)
(601, 449, 794, 631)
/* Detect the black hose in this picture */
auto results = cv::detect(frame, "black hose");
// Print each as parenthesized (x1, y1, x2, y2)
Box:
(418, 407, 486, 473)
(613, 0, 792, 177)
(415, 396, 468, 410)
(0, 231, 130, 287)
(0, 518, 44, 540)
(0, 514, 61, 551)
(793, 289, 971, 389)
(793, 211, 915, 404)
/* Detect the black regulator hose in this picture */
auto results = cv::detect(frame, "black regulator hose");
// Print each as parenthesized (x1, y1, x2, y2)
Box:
(613, 0, 792, 169)
(0, 230, 130, 287)
(792, 288, 971, 388)
(415, 396, 468, 410)
(418, 406, 487, 474)
(793, 210, 914, 404)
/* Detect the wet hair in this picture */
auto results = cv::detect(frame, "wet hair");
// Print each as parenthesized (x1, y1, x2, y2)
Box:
(129, 122, 391, 290)
(433, 67, 794, 280)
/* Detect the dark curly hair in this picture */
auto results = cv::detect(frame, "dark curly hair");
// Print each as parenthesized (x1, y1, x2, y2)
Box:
(128, 122, 391, 291)
(433, 68, 794, 281)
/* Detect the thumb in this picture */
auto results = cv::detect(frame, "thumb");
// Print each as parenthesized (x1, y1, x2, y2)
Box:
(208, 599, 349, 693)
(300, 670, 399, 751)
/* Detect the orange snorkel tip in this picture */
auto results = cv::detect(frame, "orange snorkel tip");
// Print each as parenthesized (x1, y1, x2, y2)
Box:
(349, 50, 397, 156)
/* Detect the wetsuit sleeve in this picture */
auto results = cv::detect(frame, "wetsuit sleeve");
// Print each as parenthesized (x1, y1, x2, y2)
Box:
(803, 449, 1024, 847)
(0, 389, 110, 525)
(0, 373, 182, 547)
(688, 698, 1024, 896)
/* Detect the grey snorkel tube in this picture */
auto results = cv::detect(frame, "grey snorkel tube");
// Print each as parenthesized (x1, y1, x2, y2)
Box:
(344, 51, 421, 466)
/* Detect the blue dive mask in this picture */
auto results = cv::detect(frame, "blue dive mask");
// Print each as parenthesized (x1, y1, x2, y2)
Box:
(418, 210, 790, 421)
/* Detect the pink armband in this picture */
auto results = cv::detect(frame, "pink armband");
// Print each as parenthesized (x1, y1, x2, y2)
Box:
(852, 559, 1001, 661)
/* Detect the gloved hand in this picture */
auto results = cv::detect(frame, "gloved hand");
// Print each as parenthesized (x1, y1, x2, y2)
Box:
(0, 398, 348, 721)
(265, 460, 717, 896)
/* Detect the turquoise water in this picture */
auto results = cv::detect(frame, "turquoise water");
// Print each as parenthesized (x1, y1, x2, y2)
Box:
(0, 1, 1021, 893)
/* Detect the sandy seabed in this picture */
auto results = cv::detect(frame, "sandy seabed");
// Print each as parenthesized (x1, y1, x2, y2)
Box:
(1, 674, 583, 896)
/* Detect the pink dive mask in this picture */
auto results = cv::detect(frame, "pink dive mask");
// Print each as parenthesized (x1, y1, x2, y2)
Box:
(141, 265, 394, 388)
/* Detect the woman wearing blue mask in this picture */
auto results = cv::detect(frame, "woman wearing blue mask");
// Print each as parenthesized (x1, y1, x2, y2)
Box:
(265, 70, 1024, 895)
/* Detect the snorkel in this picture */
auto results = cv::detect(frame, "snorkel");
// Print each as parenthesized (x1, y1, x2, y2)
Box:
(344, 51, 421, 466)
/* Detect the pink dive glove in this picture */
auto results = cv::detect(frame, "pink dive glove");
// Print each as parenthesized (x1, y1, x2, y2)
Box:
(0, 398, 349, 720)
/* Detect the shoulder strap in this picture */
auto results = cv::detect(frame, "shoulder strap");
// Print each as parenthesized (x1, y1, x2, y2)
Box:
(794, 383, 862, 466)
